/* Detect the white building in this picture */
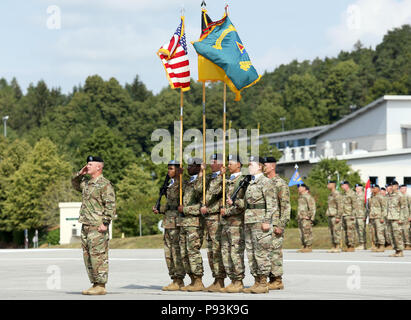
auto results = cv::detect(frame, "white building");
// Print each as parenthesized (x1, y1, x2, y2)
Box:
(268, 95, 411, 186)
(59, 202, 112, 245)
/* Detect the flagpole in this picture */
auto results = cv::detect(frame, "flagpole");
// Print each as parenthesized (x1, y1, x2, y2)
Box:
(202, 82, 206, 205)
(180, 89, 184, 206)
(222, 83, 227, 207)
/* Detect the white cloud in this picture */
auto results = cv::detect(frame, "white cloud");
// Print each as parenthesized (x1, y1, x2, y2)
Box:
(327, 0, 411, 52)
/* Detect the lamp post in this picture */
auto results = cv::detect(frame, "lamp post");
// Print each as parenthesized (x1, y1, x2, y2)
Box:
(2, 116, 9, 137)
(280, 117, 286, 132)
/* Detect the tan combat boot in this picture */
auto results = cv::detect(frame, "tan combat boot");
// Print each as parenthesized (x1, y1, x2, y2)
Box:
(297, 246, 306, 253)
(327, 244, 337, 253)
(344, 246, 355, 252)
(207, 278, 225, 292)
(204, 278, 218, 292)
(405, 245, 411, 250)
(355, 244, 365, 250)
(376, 244, 385, 252)
(220, 280, 234, 293)
(162, 279, 175, 291)
(390, 250, 404, 257)
(87, 283, 106, 295)
(187, 276, 205, 292)
(242, 276, 260, 293)
(226, 280, 244, 293)
(303, 245, 312, 253)
(167, 278, 185, 291)
(180, 274, 195, 291)
(268, 276, 284, 290)
(385, 244, 393, 250)
(82, 283, 97, 295)
(251, 276, 268, 294)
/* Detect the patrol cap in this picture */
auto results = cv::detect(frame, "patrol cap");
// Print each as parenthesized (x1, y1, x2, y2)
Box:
(341, 180, 350, 185)
(391, 180, 399, 186)
(248, 155, 264, 164)
(210, 153, 223, 161)
(400, 184, 407, 188)
(381, 187, 386, 191)
(227, 154, 242, 163)
(371, 184, 380, 189)
(168, 160, 180, 166)
(355, 183, 363, 188)
(87, 155, 104, 163)
(187, 157, 202, 165)
(327, 180, 336, 184)
(263, 156, 277, 163)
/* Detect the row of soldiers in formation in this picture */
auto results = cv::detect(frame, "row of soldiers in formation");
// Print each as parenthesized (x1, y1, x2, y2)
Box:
(152, 154, 290, 294)
(324, 180, 411, 256)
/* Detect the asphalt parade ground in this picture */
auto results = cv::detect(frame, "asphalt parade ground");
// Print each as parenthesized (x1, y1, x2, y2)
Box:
(0, 248, 410, 300)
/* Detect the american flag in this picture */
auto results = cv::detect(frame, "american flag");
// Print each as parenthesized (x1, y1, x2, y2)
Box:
(157, 17, 190, 91)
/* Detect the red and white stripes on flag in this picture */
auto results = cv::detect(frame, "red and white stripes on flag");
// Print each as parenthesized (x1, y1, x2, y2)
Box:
(365, 179, 372, 205)
(157, 16, 190, 91)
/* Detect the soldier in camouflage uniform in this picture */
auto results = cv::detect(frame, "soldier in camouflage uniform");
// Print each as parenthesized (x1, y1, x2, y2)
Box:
(387, 181, 406, 257)
(153, 160, 185, 291)
(178, 158, 205, 291)
(326, 180, 343, 253)
(242, 156, 278, 294)
(381, 186, 393, 249)
(368, 184, 386, 252)
(341, 181, 357, 252)
(263, 156, 290, 291)
(219, 155, 246, 293)
(354, 184, 367, 250)
(199, 153, 226, 292)
(72, 156, 116, 295)
(297, 184, 316, 253)
(399, 184, 411, 250)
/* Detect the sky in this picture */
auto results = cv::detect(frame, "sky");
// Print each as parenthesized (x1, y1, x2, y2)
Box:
(0, 0, 410, 95)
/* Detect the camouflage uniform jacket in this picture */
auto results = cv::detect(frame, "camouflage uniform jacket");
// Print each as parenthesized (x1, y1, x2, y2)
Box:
(270, 175, 291, 230)
(354, 191, 367, 218)
(221, 173, 245, 227)
(159, 179, 180, 229)
(72, 173, 116, 226)
(342, 189, 356, 217)
(399, 192, 410, 221)
(368, 193, 387, 219)
(200, 173, 223, 221)
(244, 174, 278, 225)
(387, 191, 408, 221)
(326, 190, 342, 218)
(179, 176, 202, 227)
(297, 192, 316, 221)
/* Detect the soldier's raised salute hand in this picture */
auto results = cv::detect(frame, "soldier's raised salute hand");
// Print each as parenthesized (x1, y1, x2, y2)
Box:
(200, 206, 208, 215)
(152, 206, 159, 214)
(261, 223, 270, 232)
(79, 165, 88, 175)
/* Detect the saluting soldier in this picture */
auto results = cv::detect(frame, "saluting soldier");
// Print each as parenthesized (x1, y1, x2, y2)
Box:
(368, 184, 386, 252)
(399, 184, 411, 250)
(297, 184, 316, 253)
(354, 184, 367, 250)
(340, 181, 357, 252)
(242, 156, 277, 294)
(382, 186, 393, 249)
(178, 158, 205, 291)
(152, 160, 185, 291)
(326, 180, 343, 253)
(199, 153, 226, 292)
(219, 154, 246, 293)
(387, 181, 406, 257)
(263, 156, 290, 291)
(72, 156, 116, 295)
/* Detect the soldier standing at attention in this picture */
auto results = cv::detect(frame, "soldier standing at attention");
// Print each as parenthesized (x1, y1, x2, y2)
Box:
(178, 158, 205, 291)
(199, 153, 226, 292)
(326, 181, 343, 253)
(72, 156, 116, 296)
(219, 155, 246, 293)
(382, 186, 393, 249)
(354, 184, 367, 250)
(153, 160, 185, 291)
(387, 181, 406, 257)
(297, 184, 316, 253)
(368, 184, 386, 252)
(263, 156, 290, 290)
(243, 156, 277, 294)
(341, 181, 357, 252)
(399, 184, 411, 250)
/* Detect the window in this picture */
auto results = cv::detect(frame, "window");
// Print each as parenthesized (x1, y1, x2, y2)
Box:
(386, 177, 396, 185)
(404, 177, 411, 186)
(369, 177, 378, 185)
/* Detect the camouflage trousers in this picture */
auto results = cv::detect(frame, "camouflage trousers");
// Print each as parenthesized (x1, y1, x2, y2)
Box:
(269, 232, 284, 278)
(355, 218, 367, 245)
(385, 219, 393, 245)
(221, 224, 245, 280)
(370, 219, 386, 245)
(179, 226, 204, 277)
(204, 217, 226, 279)
(388, 220, 404, 251)
(401, 220, 411, 246)
(327, 216, 342, 245)
(244, 223, 273, 277)
(342, 216, 356, 247)
(81, 224, 109, 284)
(298, 219, 313, 246)
(369, 221, 376, 247)
(164, 228, 185, 280)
